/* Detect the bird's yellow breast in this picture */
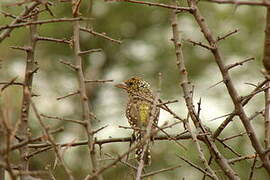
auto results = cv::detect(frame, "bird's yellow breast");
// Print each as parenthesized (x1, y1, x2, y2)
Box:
(139, 103, 150, 126)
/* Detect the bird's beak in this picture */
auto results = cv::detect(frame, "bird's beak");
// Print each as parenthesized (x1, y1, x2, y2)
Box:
(115, 83, 127, 90)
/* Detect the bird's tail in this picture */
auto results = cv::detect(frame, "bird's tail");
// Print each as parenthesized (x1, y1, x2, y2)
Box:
(134, 130, 151, 165)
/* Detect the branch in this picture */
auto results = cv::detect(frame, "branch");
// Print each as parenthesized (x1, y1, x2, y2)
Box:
(78, 48, 102, 56)
(0, 17, 91, 31)
(30, 99, 74, 180)
(84, 79, 114, 83)
(105, 0, 194, 12)
(173, 1, 240, 178)
(56, 90, 80, 100)
(217, 29, 238, 42)
(0, 1, 40, 42)
(80, 27, 122, 44)
(187, 0, 270, 175)
(226, 57, 254, 70)
(71, 2, 102, 179)
(36, 36, 71, 44)
(203, 0, 270, 7)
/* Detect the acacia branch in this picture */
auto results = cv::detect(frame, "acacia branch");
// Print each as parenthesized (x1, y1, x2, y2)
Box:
(172, 1, 240, 179)
(80, 27, 122, 44)
(0, 2, 40, 42)
(203, 0, 270, 6)
(263, 6, 270, 149)
(0, 17, 91, 31)
(71, 1, 102, 179)
(187, 0, 270, 175)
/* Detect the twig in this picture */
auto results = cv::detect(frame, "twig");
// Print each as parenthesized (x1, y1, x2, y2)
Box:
(248, 154, 257, 180)
(203, 0, 270, 7)
(185, 38, 214, 50)
(40, 114, 86, 126)
(80, 27, 122, 44)
(226, 57, 254, 70)
(228, 154, 256, 164)
(217, 29, 238, 42)
(59, 59, 78, 71)
(221, 132, 247, 142)
(105, 0, 194, 12)
(141, 164, 182, 178)
(56, 90, 80, 100)
(176, 155, 214, 178)
(36, 36, 71, 44)
(84, 79, 114, 83)
(0, 17, 91, 31)
(1, 77, 18, 92)
(78, 48, 102, 56)
(10, 46, 31, 52)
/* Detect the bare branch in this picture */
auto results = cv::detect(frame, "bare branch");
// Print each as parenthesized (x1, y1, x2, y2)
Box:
(203, 0, 270, 7)
(226, 57, 255, 70)
(56, 90, 80, 100)
(78, 48, 102, 56)
(84, 79, 114, 83)
(80, 27, 122, 44)
(0, 17, 91, 32)
(217, 29, 238, 42)
(105, 0, 194, 12)
(36, 36, 71, 44)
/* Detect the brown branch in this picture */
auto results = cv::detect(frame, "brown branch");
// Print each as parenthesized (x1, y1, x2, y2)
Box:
(105, 0, 194, 12)
(141, 164, 182, 178)
(263, 6, 270, 150)
(78, 48, 102, 56)
(56, 90, 80, 100)
(0, 17, 91, 31)
(248, 154, 257, 180)
(16, 14, 39, 179)
(176, 155, 214, 178)
(80, 27, 122, 44)
(221, 132, 247, 142)
(212, 80, 268, 138)
(71, 1, 102, 179)
(228, 154, 256, 164)
(0, 127, 64, 155)
(187, 0, 270, 175)
(59, 59, 78, 71)
(226, 57, 255, 70)
(172, 1, 240, 179)
(185, 119, 218, 179)
(36, 36, 71, 44)
(30, 99, 74, 180)
(40, 114, 86, 126)
(84, 79, 114, 83)
(185, 38, 214, 50)
(1, 76, 18, 92)
(0, 1, 40, 42)
(10, 46, 31, 52)
(203, 0, 270, 6)
(217, 29, 238, 42)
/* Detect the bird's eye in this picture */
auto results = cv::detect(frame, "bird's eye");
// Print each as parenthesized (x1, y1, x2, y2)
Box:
(127, 82, 133, 86)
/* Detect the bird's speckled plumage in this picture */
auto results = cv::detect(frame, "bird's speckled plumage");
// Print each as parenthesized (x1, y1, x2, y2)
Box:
(116, 77, 160, 165)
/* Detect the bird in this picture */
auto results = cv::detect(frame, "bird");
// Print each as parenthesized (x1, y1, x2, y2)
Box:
(115, 77, 160, 165)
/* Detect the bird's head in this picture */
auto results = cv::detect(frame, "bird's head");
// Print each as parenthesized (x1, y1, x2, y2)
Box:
(115, 77, 152, 96)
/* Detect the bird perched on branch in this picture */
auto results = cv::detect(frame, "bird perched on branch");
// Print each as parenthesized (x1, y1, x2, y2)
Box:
(115, 77, 160, 165)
